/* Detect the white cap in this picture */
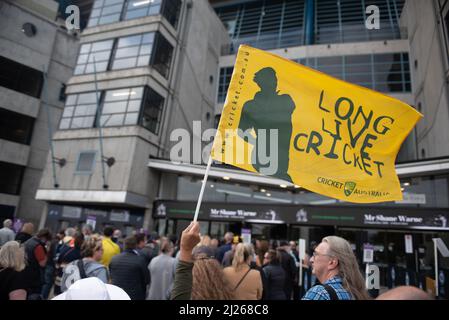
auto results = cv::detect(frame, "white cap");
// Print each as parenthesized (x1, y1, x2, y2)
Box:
(52, 277, 130, 300)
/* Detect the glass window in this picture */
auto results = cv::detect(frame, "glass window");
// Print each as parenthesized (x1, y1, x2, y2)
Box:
(101, 87, 143, 127)
(76, 151, 96, 173)
(307, 53, 410, 93)
(141, 87, 164, 134)
(161, 0, 182, 28)
(218, 52, 410, 111)
(314, 0, 405, 45)
(0, 161, 25, 195)
(217, 67, 233, 103)
(151, 32, 174, 78)
(88, 0, 124, 27)
(0, 56, 43, 98)
(0, 108, 34, 145)
(373, 53, 410, 92)
(111, 33, 155, 70)
(74, 39, 114, 75)
(215, 0, 304, 53)
(125, 0, 162, 20)
(59, 92, 99, 129)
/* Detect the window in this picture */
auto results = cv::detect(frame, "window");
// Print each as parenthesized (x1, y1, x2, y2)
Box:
(214, 0, 405, 52)
(74, 39, 114, 75)
(141, 87, 164, 134)
(59, 92, 98, 129)
(438, 0, 449, 63)
(88, 0, 124, 27)
(315, 0, 406, 44)
(0, 162, 25, 195)
(0, 56, 43, 98)
(345, 54, 373, 88)
(161, 0, 182, 28)
(298, 52, 411, 93)
(112, 33, 155, 70)
(74, 32, 171, 77)
(215, 0, 305, 53)
(76, 152, 96, 174)
(87, 0, 180, 28)
(125, 0, 162, 20)
(373, 53, 411, 92)
(59, 84, 67, 102)
(151, 33, 174, 78)
(0, 108, 35, 145)
(0, 204, 15, 221)
(100, 87, 143, 127)
(59, 86, 165, 131)
(217, 67, 233, 103)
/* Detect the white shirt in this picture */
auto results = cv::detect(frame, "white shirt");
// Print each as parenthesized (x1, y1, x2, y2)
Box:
(0, 227, 15, 246)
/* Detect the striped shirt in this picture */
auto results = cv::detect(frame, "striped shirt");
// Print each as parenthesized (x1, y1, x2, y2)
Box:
(302, 275, 353, 300)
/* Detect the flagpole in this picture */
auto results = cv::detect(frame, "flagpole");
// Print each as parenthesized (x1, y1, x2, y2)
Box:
(41, 67, 59, 188)
(193, 156, 213, 222)
(434, 238, 439, 297)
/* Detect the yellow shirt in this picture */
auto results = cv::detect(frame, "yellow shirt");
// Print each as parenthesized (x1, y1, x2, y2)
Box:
(101, 237, 120, 267)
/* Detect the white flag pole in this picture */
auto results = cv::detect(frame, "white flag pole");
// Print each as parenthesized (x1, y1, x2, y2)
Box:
(433, 238, 439, 297)
(193, 156, 213, 222)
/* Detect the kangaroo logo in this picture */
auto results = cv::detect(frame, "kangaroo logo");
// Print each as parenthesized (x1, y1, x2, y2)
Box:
(344, 181, 356, 196)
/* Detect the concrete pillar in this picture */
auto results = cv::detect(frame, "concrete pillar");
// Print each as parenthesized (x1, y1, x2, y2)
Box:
(143, 204, 154, 232)
(38, 202, 48, 230)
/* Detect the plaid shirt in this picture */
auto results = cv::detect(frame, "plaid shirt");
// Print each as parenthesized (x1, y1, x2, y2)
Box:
(302, 276, 353, 300)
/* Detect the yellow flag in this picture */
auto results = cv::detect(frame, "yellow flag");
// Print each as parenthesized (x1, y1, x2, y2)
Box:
(211, 45, 422, 203)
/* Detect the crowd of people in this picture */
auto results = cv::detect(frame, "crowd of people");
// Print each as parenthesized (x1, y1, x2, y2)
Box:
(0, 218, 433, 300)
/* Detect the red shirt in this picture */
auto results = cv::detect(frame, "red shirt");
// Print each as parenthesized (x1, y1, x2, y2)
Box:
(33, 245, 46, 264)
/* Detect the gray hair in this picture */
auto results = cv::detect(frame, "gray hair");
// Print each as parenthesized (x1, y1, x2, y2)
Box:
(224, 232, 234, 243)
(82, 224, 93, 233)
(322, 236, 370, 300)
(65, 227, 76, 237)
(0, 241, 25, 272)
(3, 219, 12, 228)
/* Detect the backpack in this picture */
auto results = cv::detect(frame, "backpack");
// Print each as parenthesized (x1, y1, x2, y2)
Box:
(61, 259, 87, 292)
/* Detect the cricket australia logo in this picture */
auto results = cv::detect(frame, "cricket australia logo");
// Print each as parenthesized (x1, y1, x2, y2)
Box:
(344, 182, 356, 196)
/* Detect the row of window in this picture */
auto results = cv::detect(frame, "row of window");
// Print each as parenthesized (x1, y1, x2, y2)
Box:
(217, 52, 411, 103)
(215, 0, 405, 53)
(59, 86, 164, 134)
(0, 161, 25, 195)
(315, 0, 405, 44)
(299, 53, 411, 93)
(88, 0, 181, 29)
(0, 152, 103, 196)
(0, 55, 43, 99)
(0, 108, 35, 145)
(217, 0, 305, 52)
(74, 31, 173, 78)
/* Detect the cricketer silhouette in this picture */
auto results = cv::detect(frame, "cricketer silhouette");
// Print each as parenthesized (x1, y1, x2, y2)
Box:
(238, 67, 295, 182)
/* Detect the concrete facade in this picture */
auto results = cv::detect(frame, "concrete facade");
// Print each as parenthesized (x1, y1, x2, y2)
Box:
(0, 0, 79, 225)
(35, 0, 230, 232)
(401, 0, 449, 159)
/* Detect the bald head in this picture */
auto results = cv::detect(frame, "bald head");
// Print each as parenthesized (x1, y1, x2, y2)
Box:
(3, 219, 12, 228)
(224, 232, 234, 243)
(376, 286, 433, 300)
